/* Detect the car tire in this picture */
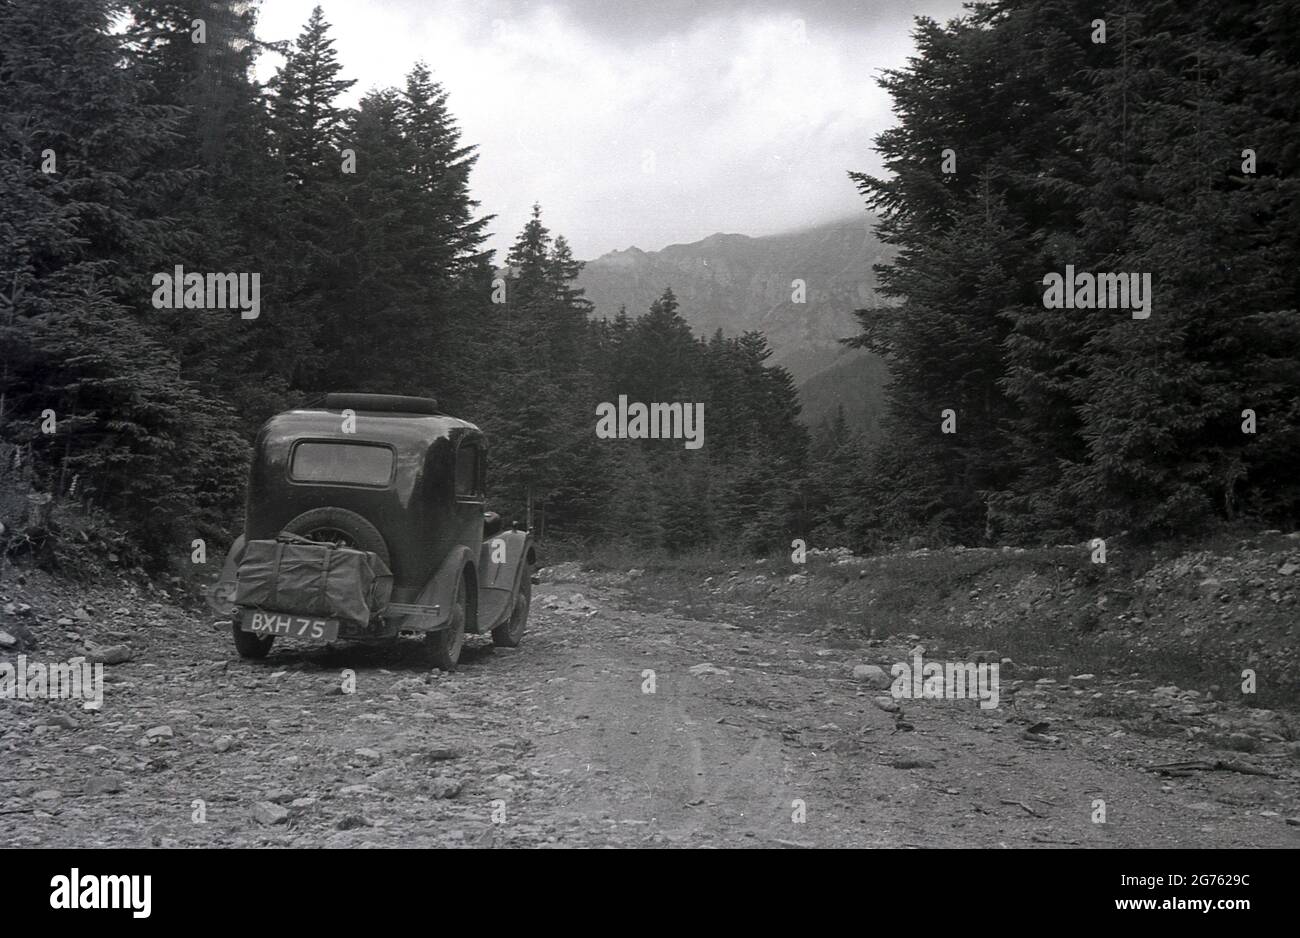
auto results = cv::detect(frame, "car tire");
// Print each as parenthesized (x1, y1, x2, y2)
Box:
(280, 507, 390, 566)
(491, 573, 530, 648)
(427, 574, 467, 671)
(232, 621, 274, 659)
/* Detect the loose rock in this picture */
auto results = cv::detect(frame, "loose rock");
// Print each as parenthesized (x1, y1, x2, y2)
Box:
(87, 644, 133, 665)
(253, 802, 290, 825)
(852, 664, 892, 688)
(86, 774, 125, 795)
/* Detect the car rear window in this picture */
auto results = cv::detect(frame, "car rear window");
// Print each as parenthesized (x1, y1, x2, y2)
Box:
(290, 442, 394, 486)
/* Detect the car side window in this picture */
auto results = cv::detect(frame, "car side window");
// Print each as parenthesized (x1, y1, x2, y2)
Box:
(454, 443, 481, 497)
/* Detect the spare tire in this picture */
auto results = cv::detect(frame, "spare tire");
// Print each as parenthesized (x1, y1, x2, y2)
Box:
(280, 507, 391, 567)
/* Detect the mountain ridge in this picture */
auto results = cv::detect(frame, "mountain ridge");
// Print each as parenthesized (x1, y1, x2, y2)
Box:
(576, 215, 891, 433)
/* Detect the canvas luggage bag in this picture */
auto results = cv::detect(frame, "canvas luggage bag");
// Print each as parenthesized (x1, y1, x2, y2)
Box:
(234, 538, 393, 625)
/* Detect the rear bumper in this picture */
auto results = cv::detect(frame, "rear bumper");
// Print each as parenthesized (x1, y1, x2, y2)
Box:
(231, 602, 443, 641)
(383, 602, 446, 634)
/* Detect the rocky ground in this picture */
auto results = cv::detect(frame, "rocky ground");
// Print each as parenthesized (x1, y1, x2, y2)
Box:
(0, 551, 1297, 848)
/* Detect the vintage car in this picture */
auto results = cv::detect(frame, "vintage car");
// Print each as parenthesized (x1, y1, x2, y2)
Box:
(211, 393, 535, 671)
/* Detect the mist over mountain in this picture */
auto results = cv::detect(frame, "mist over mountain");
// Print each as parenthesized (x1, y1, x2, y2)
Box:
(577, 216, 892, 433)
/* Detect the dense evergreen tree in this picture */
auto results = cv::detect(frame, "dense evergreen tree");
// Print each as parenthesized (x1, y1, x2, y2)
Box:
(0, 0, 247, 561)
(268, 5, 354, 185)
(6, 0, 1296, 567)
(851, 0, 1300, 544)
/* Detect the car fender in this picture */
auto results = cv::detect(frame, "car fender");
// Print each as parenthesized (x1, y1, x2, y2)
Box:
(404, 545, 476, 633)
(208, 534, 246, 618)
(477, 530, 535, 632)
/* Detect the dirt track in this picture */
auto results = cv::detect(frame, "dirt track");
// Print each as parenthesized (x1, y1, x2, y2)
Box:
(2, 565, 1297, 848)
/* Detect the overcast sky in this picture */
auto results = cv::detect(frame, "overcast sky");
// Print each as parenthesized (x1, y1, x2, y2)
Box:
(254, 0, 967, 260)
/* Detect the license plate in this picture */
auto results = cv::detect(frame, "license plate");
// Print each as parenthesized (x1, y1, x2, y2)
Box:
(241, 609, 339, 641)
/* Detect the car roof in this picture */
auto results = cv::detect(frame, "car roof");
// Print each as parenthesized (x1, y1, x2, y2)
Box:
(320, 393, 442, 415)
(259, 406, 481, 450)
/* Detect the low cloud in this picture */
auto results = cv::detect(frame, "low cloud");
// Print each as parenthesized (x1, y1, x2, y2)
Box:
(256, 0, 965, 258)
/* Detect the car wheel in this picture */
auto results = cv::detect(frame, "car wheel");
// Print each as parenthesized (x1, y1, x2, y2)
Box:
(427, 574, 466, 671)
(232, 621, 274, 659)
(281, 507, 391, 566)
(491, 572, 530, 648)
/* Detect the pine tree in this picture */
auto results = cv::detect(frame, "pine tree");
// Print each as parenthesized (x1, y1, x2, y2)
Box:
(400, 62, 492, 288)
(622, 289, 699, 403)
(268, 5, 355, 186)
(476, 206, 605, 537)
(1, 0, 248, 562)
(125, 0, 285, 423)
(851, 0, 1300, 541)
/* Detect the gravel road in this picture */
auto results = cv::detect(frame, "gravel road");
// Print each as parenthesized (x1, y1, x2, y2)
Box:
(2, 566, 1297, 848)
